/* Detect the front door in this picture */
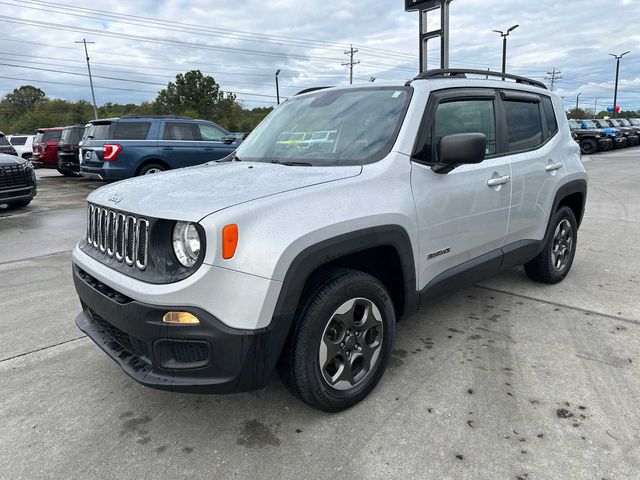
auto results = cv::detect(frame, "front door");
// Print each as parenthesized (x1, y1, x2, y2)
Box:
(410, 90, 512, 290)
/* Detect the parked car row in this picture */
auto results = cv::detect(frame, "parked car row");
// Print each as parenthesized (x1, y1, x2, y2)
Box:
(569, 118, 640, 154)
(3, 115, 243, 182)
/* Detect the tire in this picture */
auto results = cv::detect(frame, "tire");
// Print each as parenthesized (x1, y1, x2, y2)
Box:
(8, 199, 32, 208)
(524, 206, 578, 284)
(57, 168, 80, 177)
(601, 142, 613, 152)
(278, 268, 396, 412)
(579, 138, 597, 155)
(137, 163, 167, 176)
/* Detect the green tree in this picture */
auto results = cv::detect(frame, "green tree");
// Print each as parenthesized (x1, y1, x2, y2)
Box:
(154, 70, 238, 124)
(566, 107, 589, 119)
(1, 85, 46, 119)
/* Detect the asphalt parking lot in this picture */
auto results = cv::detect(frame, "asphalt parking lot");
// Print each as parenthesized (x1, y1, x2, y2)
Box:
(1, 151, 639, 479)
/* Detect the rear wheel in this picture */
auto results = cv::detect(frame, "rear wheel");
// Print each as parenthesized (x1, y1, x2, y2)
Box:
(138, 163, 167, 176)
(278, 269, 396, 412)
(524, 206, 578, 284)
(579, 138, 597, 155)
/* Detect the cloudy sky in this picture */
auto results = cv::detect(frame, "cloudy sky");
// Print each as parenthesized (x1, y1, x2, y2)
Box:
(0, 0, 639, 112)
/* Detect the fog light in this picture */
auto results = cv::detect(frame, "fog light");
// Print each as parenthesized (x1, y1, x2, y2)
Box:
(162, 312, 200, 325)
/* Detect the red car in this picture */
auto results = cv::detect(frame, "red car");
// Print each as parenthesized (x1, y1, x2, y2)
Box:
(31, 127, 63, 168)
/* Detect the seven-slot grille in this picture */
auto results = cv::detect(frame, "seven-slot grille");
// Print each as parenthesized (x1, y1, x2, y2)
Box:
(0, 165, 27, 189)
(87, 204, 149, 270)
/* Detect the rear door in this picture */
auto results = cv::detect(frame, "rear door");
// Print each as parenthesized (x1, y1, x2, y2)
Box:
(198, 122, 237, 160)
(159, 121, 204, 168)
(411, 88, 512, 288)
(501, 91, 564, 246)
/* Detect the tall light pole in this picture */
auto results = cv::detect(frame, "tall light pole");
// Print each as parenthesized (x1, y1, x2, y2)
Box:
(275, 69, 281, 105)
(492, 24, 519, 78)
(576, 92, 582, 111)
(75, 38, 98, 119)
(609, 51, 630, 118)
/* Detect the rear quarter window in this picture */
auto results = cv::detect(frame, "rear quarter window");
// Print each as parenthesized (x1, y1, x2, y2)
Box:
(112, 122, 151, 140)
(541, 97, 558, 137)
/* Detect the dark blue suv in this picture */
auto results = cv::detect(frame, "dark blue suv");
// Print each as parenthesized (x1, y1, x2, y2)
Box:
(79, 115, 242, 180)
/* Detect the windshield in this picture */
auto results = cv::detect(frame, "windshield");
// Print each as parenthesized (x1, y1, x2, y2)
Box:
(61, 127, 84, 144)
(630, 119, 640, 126)
(616, 119, 630, 126)
(582, 120, 597, 129)
(568, 120, 582, 129)
(235, 87, 412, 166)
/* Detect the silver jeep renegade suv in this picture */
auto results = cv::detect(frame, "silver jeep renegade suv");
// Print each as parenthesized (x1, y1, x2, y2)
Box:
(72, 70, 587, 412)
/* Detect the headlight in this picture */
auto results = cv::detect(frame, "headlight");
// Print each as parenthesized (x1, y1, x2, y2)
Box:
(595, 134, 601, 138)
(172, 221, 201, 268)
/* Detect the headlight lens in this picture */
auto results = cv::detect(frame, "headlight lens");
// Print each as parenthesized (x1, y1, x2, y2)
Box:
(172, 221, 201, 268)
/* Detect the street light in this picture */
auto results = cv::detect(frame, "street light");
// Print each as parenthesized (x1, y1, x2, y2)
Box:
(275, 69, 281, 105)
(609, 51, 630, 118)
(576, 92, 582, 111)
(492, 24, 519, 77)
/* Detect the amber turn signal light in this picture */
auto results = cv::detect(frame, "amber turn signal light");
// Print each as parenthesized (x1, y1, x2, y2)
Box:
(222, 224, 239, 259)
(162, 312, 200, 325)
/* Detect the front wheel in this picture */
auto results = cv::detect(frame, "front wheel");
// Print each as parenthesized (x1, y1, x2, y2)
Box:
(278, 269, 396, 412)
(524, 206, 578, 284)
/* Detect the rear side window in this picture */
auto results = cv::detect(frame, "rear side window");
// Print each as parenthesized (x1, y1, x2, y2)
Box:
(431, 99, 497, 161)
(112, 122, 151, 140)
(163, 122, 200, 141)
(541, 97, 558, 137)
(504, 101, 543, 151)
(10, 136, 27, 145)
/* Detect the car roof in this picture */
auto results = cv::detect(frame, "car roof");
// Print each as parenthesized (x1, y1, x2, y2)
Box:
(37, 127, 64, 132)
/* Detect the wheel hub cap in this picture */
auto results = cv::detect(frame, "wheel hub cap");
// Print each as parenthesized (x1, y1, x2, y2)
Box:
(319, 298, 383, 391)
(551, 219, 573, 272)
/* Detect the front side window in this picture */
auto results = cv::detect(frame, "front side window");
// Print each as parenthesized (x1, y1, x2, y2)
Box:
(430, 99, 497, 162)
(504, 100, 543, 151)
(113, 122, 151, 140)
(235, 87, 412, 166)
(163, 122, 200, 141)
(199, 123, 226, 142)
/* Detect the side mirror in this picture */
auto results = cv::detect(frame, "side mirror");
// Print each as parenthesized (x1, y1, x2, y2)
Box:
(222, 136, 236, 144)
(433, 133, 487, 174)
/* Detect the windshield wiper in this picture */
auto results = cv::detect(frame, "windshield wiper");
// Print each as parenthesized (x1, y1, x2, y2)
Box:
(271, 160, 313, 166)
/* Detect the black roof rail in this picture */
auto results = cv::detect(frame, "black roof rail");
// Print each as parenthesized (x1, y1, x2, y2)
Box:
(295, 86, 333, 96)
(410, 69, 547, 90)
(118, 114, 194, 119)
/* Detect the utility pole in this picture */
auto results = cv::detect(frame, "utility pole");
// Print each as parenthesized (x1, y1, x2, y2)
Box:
(75, 38, 98, 119)
(545, 68, 562, 91)
(576, 92, 582, 111)
(593, 97, 599, 118)
(610, 51, 630, 118)
(492, 25, 519, 78)
(275, 69, 281, 105)
(342, 45, 360, 85)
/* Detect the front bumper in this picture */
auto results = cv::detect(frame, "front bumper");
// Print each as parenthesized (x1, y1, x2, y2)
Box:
(612, 137, 628, 148)
(73, 264, 287, 393)
(597, 138, 613, 150)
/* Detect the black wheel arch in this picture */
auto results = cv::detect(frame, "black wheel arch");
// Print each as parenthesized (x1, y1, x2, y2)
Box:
(552, 179, 587, 228)
(136, 159, 170, 175)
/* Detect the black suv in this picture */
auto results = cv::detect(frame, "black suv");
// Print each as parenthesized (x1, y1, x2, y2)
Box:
(57, 124, 86, 177)
(79, 115, 242, 180)
(568, 120, 612, 154)
(0, 153, 37, 208)
(593, 119, 639, 147)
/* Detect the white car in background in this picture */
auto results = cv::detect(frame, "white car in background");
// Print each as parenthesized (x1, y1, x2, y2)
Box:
(8, 134, 35, 159)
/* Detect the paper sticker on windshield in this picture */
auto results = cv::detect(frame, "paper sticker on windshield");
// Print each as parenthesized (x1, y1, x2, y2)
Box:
(391, 91, 402, 98)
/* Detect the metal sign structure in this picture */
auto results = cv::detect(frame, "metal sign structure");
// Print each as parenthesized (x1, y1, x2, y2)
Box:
(405, 0, 453, 73)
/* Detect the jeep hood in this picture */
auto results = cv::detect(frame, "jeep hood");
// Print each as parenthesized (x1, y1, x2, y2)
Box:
(88, 161, 362, 221)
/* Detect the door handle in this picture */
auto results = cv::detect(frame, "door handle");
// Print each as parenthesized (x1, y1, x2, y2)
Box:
(487, 175, 511, 187)
(545, 162, 563, 172)
(203, 147, 214, 151)
(161, 147, 174, 151)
